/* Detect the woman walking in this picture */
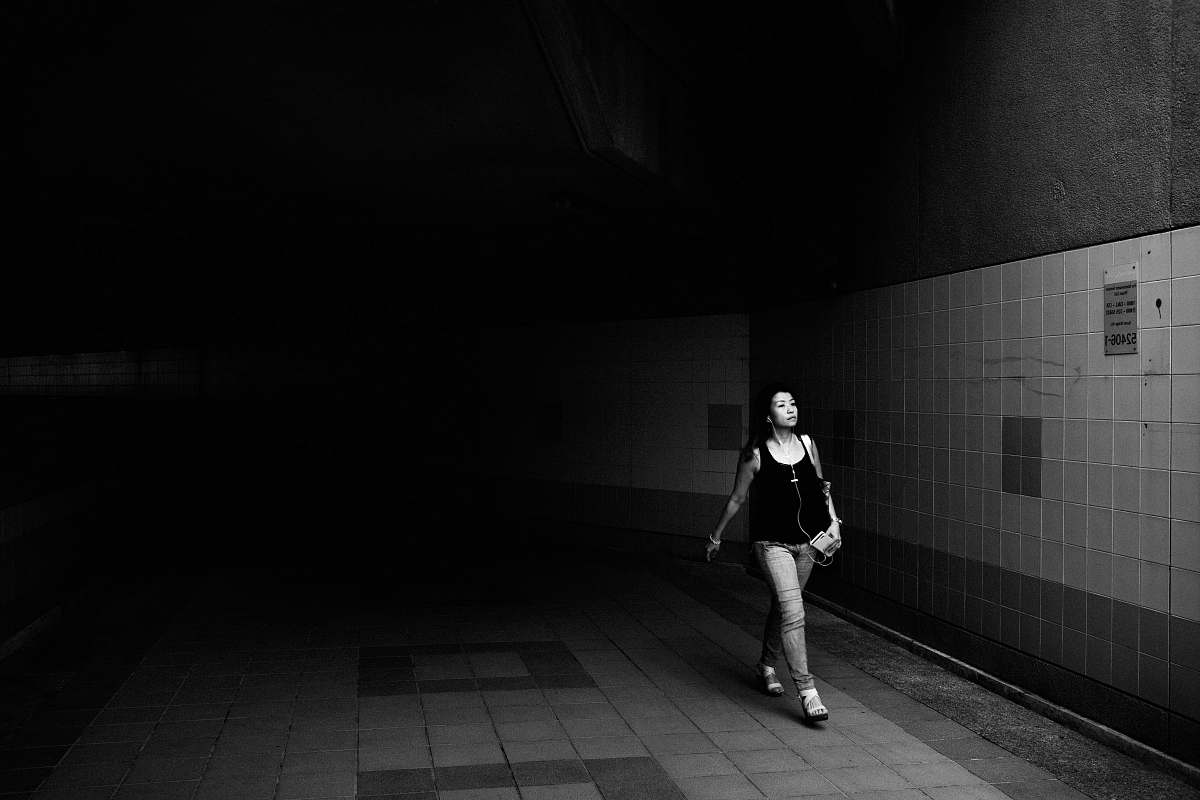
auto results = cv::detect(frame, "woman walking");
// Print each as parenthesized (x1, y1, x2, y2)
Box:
(705, 383, 842, 722)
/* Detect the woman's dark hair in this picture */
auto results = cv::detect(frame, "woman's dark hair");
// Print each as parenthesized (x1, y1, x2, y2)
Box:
(740, 382, 799, 463)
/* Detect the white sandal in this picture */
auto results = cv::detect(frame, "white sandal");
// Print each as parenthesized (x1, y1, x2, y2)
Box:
(760, 666, 784, 696)
(800, 691, 828, 722)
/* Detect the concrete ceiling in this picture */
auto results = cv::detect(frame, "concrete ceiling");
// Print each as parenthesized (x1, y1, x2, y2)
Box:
(7, 0, 900, 339)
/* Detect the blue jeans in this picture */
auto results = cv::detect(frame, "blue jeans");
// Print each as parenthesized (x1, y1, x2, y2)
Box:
(755, 541, 815, 692)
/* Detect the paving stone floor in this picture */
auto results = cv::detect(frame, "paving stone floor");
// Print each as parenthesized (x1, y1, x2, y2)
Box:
(0, 549, 1196, 800)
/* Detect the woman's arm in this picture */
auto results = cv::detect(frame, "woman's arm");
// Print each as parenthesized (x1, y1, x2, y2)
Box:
(804, 435, 841, 532)
(706, 450, 758, 560)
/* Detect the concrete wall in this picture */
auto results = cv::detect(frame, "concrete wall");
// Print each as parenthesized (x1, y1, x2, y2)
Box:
(479, 315, 750, 551)
(756, 224, 1200, 764)
(854, 0, 1199, 287)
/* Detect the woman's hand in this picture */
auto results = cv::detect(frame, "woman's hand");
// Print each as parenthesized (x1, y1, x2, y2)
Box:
(705, 538, 721, 562)
(827, 520, 841, 545)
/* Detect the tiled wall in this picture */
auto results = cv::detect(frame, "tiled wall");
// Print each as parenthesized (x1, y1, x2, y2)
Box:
(754, 225, 1200, 761)
(480, 314, 750, 542)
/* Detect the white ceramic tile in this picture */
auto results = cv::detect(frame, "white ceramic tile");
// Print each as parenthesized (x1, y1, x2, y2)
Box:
(982, 303, 1003, 342)
(1064, 291, 1089, 334)
(1170, 567, 1200, 622)
(1088, 420, 1114, 463)
(1089, 331, 1113, 376)
(1139, 327, 1171, 375)
(1174, 325, 1200, 373)
(1042, 336, 1065, 377)
(1022, 258, 1042, 299)
(1002, 261, 1023, 301)
(1141, 560, 1170, 611)
(1114, 376, 1140, 420)
(1141, 422, 1172, 469)
(1089, 243, 1115, 286)
(1043, 252, 1066, 295)
(1142, 514, 1172, 563)
(1002, 301, 1022, 341)
(1172, 520, 1200, 572)
(1173, 225, 1200, 277)
(1042, 294, 1065, 336)
(1142, 376, 1172, 422)
(1174, 375, 1200, 423)
(1132, 233, 1169, 283)
(1087, 376, 1113, 419)
(1088, 288, 1106, 334)
(1113, 422, 1140, 466)
(1174, 423, 1200, 472)
(1174, 276, 1200, 325)
(1066, 249, 1089, 291)
(1142, 469, 1171, 517)
(1064, 334, 1088, 376)
(1021, 298, 1043, 338)
(1174, 471, 1200, 522)
(1138, 279, 1172, 329)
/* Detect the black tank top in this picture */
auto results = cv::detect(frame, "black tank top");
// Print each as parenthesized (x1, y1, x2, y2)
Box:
(749, 437, 831, 545)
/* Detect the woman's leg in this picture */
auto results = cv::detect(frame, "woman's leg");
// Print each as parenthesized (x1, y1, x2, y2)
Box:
(756, 542, 815, 692)
(759, 593, 781, 669)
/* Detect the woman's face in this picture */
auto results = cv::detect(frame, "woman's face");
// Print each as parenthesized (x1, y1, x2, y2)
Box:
(767, 392, 797, 429)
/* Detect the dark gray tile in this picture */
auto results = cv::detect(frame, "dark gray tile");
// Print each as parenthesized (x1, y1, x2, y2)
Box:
(358, 682, 417, 697)
(1003, 455, 1021, 494)
(478, 677, 538, 691)
(435, 763, 513, 790)
(1111, 601, 1139, 651)
(357, 768, 434, 795)
(1169, 615, 1200, 666)
(1003, 417, 1022, 455)
(926, 734, 1012, 762)
(1086, 596, 1111, 641)
(1138, 655, 1169, 706)
(1140, 609, 1168, 660)
(583, 756, 686, 800)
(512, 759, 590, 786)
(1021, 457, 1041, 498)
(417, 680, 477, 694)
(1062, 588, 1085, 632)
(1022, 417, 1042, 457)
(536, 675, 596, 690)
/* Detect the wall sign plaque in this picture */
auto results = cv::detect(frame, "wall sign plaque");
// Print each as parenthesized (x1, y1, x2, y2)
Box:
(1103, 263, 1138, 355)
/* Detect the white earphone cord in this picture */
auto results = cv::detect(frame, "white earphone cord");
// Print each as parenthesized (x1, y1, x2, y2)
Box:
(772, 422, 833, 566)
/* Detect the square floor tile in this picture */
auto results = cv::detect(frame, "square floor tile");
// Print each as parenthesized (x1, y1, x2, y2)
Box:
(194, 775, 277, 800)
(707, 729, 782, 751)
(438, 789, 518, 800)
(511, 758, 590, 786)
(123, 756, 206, 783)
(673, 774, 763, 799)
(727, 749, 810, 774)
(432, 743, 506, 767)
(819, 765, 912, 793)
(275, 772, 355, 799)
(583, 756, 687, 800)
(516, 783, 603, 800)
(747, 769, 839, 797)
(892, 760, 989, 788)
(356, 767, 435, 795)
(502, 740, 578, 764)
(496, 721, 566, 742)
(113, 780, 199, 800)
(656, 752, 740, 778)
(961, 757, 1055, 782)
(639, 733, 718, 755)
(571, 736, 649, 759)
(435, 763, 514, 790)
(427, 724, 498, 747)
(800, 745, 881, 769)
(358, 744, 431, 770)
